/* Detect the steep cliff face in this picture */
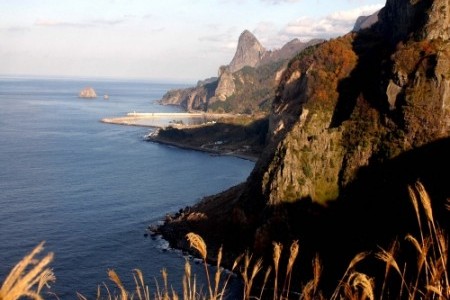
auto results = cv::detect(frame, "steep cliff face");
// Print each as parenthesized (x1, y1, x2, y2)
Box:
(377, 0, 450, 146)
(228, 30, 267, 73)
(159, 79, 217, 111)
(378, 0, 450, 43)
(211, 1, 450, 285)
(213, 67, 235, 101)
(246, 36, 360, 205)
(240, 0, 450, 208)
(159, 0, 450, 291)
(159, 30, 322, 113)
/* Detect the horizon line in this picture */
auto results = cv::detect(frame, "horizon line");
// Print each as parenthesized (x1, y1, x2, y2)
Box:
(0, 73, 197, 85)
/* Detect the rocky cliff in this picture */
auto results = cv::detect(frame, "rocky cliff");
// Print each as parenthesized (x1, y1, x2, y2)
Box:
(159, 78, 217, 111)
(227, 30, 267, 73)
(379, 0, 450, 43)
(159, 31, 322, 113)
(236, 0, 450, 225)
(159, 0, 450, 292)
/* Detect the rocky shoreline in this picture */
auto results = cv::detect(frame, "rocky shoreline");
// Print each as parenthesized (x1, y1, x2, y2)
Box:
(146, 133, 259, 162)
(101, 113, 264, 162)
(149, 183, 248, 267)
(101, 115, 260, 262)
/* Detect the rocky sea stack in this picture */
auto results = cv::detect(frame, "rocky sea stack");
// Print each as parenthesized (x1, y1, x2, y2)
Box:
(79, 87, 97, 98)
(158, 0, 450, 294)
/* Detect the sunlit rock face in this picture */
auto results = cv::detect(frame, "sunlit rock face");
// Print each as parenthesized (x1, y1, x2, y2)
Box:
(239, 0, 450, 209)
(159, 30, 322, 113)
(157, 1, 450, 293)
(227, 30, 267, 73)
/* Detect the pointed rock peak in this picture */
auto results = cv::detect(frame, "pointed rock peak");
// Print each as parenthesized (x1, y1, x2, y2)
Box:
(236, 30, 264, 53)
(239, 30, 258, 41)
(240, 29, 253, 36)
(228, 30, 266, 73)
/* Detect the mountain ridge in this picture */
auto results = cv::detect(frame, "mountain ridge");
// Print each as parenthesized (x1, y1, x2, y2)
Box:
(158, 30, 323, 113)
(158, 0, 450, 294)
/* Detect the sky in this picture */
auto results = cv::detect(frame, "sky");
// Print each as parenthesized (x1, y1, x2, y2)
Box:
(0, 0, 385, 83)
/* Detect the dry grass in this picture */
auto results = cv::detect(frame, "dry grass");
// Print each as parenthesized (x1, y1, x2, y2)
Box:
(1, 181, 449, 300)
(0, 242, 55, 300)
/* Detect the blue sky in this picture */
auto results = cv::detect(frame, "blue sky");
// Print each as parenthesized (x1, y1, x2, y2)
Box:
(0, 0, 384, 83)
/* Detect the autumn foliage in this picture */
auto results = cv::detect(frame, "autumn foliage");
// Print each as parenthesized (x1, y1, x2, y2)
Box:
(279, 34, 358, 114)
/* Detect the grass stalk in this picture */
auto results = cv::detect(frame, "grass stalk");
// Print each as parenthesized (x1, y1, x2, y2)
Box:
(0, 241, 55, 300)
(2, 181, 449, 300)
(272, 242, 282, 300)
(186, 233, 213, 299)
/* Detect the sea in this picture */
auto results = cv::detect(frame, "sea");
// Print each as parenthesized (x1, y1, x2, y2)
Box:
(0, 77, 254, 299)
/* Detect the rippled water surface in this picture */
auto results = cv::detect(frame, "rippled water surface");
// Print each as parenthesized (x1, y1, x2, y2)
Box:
(0, 77, 254, 298)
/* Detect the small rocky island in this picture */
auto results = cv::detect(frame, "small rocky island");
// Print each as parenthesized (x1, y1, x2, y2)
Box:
(79, 87, 97, 98)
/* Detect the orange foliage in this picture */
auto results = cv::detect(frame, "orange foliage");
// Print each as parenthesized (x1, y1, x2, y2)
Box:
(305, 35, 358, 109)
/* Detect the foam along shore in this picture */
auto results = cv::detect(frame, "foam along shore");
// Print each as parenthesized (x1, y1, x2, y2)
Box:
(101, 112, 232, 128)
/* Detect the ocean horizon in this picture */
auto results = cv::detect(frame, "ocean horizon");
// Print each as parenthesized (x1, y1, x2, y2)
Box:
(0, 74, 199, 86)
(0, 77, 253, 299)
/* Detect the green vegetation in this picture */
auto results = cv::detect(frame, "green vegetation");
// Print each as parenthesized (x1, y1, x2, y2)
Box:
(2, 182, 448, 299)
(155, 116, 269, 159)
(208, 60, 285, 114)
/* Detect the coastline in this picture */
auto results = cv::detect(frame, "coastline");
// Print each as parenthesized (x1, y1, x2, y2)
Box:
(146, 134, 259, 162)
(103, 112, 260, 260)
(101, 117, 161, 128)
(100, 111, 265, 293)
(150, 182, 248, 267)
(101, 114, 261, 162)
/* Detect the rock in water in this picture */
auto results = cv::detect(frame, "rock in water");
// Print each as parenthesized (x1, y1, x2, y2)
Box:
(79, 87, 97, 98)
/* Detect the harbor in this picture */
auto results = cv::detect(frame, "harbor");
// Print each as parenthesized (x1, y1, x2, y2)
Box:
(101, 112, 233, 128)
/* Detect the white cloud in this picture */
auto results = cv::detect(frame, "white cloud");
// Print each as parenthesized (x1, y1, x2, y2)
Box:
(281, 4, 383, 41)
(253, 22, 284, 48)
(199, 27, 239, 53)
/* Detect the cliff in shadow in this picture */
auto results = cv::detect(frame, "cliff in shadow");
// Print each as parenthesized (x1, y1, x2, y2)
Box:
(158, 0, 450, 294)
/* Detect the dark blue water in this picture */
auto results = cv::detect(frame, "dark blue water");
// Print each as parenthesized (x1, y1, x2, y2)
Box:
(0, 77, 254, 298)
